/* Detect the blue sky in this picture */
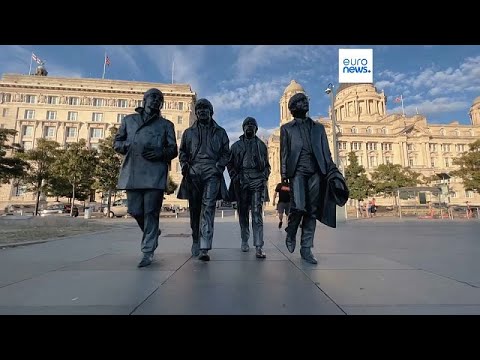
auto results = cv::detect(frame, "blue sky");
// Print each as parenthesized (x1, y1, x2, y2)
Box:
(1, 45, 480, 141)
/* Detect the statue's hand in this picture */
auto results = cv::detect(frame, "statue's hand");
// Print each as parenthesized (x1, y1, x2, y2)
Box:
(332, 178, 345, 190)
(181, 163, 189, 177)
(282, 178, 290, 185)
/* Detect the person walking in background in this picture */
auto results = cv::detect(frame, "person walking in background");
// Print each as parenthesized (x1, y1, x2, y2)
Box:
(272, 180, 290, 229)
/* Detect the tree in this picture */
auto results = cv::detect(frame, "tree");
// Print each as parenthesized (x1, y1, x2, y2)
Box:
(166, 174, 178, 195)
(43, 176, 73, 201)
(95, 127, 122, 217)
(54, 139, 98, 216)
(344, 151, 372, 201)
(343, 152, 372, 217)
(16, 138, 60, 216)
(370, 163, 423, 205)
(0, 128, 28, 184)
(450, 139, 480, 194)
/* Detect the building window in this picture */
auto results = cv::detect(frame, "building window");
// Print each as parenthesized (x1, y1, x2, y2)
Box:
(456, 144, 465, 152)
(430, 158, 436, 168)
(444, 158, 449, 167)
(351, 142, 361, 151)
(382, 143, 392, 151)
(90, 128, 104, 138)
(177, 115, 183, 125)
(366, 127, 372, 134)
(47, 96, 59, 105)
(22, 125, 33, 136)
(44, 126, 55, 138)
(408, 158, 414, 167)
(46, 111, 57, 120)
(68, 111, 78, 121)
(351, 126, 358, 134)
(22, 141, 33, 150)
(24, 110, 35, 119)
(369, 156, 377, 167)
(2, 93, 11, 102)
(92, 113, 103, 122)
(429, 143, 437, 152)
(178, 102, 184, 111)
(25, 95, 36, 103)
(93, 98, 104, 107)
(14, 184, 27, 196)
(337, 142, 347, 150)
(135, 100, 143, 108)
(177, 130, 182, 139)
(66, 127, 77, 138)
(465, 190, 474, 198)
(367, 142, 377, 150)
(385, 156, 391, 164)
(451, 192, 457, 198)
(117, 114, 126, 123)
(381, 127, 387, 134)
(440, 128, 445, 136)
(68, 97, 79, 106)
(2, 108, 8, 117)
(117, 99, 128, 108)
(407, 144, 414, 151)
(441, 144, 450, 152)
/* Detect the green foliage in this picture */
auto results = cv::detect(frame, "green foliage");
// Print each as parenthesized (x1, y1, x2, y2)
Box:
(450, 139, 480, 193)
(370, 163, 423, 197)
(343, 151, 372, 201)
(166, 175, 178, 195)
(0, 128, 29, 184)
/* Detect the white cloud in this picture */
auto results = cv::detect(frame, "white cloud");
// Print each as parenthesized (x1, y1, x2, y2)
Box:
(232, 45, 335, 79)
(105, 45, 142, 76)
(140, 45, 206, 94)
(378, 70, 406, 82)
(207, 79, 286, 113)
(0, 45, 36, 75)
(0, 45, 83, 78)
(375, 80, 395, 90)
(404, 56, 480, 94)
(390, 97, 469, 116)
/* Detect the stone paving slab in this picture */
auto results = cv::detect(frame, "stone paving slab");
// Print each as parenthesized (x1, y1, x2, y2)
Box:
(0, 217, 479, 314)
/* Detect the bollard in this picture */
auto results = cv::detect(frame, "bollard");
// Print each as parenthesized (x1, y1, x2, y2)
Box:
(222, 210, 224, 218)
(235, 210, 237, 219)
(175, 212, 178, 219)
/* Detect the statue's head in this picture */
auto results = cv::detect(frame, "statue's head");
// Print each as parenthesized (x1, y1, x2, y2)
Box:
(143, 88, 164, 113)
(288, 93, 309, 117)
(242, 116, 258, 139)
(195, 98, 214, 124)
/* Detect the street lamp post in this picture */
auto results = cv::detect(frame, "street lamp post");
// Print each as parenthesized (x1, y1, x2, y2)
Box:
(325, 83, 347, 223)
(325, 83, 339, 166)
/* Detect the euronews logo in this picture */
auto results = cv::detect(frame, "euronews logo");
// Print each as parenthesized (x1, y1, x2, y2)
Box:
(338, 49, 373, 83)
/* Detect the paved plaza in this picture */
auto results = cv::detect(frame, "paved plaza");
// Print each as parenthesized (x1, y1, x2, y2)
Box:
(1, 216, 480, 315)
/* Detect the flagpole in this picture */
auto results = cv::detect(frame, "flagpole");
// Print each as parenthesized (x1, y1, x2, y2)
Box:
(102, 52, 107, 79)
(401, 94, 405, 116)
(29, 52, 33, 75)
(171, 60, 174, 84)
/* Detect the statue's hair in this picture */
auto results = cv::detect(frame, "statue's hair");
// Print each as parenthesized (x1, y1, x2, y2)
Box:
(195, 98, 214, 115)
(288, 93, 308, 111)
